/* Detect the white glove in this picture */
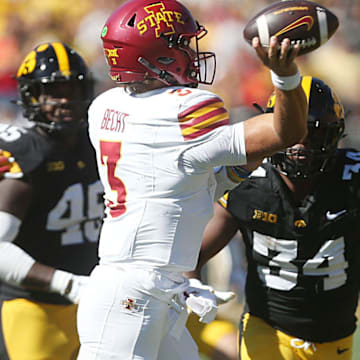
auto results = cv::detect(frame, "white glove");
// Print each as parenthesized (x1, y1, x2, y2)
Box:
(49, 270, 89, 304)
(213, 290, 236, 304)
(183, 279, 219, 323)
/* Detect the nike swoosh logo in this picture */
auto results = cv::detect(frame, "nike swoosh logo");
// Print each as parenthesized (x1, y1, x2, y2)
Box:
(326, 210, 347, 221)
(337, 347, 349, 354)
(275, 16, 314, 37)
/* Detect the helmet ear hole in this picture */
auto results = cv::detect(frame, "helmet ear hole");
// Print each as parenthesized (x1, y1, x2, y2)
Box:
(127, 14, 136, 27)
(157, 57, 175, 65)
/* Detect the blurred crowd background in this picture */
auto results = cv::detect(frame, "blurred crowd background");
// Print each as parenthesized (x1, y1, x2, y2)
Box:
(0, 0, 359, 145)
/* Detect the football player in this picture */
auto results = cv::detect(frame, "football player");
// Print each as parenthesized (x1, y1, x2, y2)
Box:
(76, 0, 307, 359)
(188, 76, 359, 359)
(0, 42, 104, 360)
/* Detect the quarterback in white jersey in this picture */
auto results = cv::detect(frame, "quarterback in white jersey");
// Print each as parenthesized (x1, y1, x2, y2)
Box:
(76, 0, 307, 359)
(89, 86, 246, 272)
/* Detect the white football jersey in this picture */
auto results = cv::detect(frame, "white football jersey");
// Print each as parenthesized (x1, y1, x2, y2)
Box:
(88, 85, 247, 272)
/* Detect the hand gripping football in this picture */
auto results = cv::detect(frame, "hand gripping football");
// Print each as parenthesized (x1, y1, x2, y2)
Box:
(243, 0, 339, 56)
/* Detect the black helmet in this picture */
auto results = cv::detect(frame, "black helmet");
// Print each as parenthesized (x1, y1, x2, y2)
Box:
(15, 42, 94, 134)
(267, 76, 345, 179)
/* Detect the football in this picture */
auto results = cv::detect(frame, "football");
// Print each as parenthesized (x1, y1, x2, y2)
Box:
(243, 0, 339, 56)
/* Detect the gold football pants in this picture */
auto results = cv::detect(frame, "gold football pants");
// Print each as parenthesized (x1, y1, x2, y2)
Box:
(240, 312, 353, 360)
(186, 312, 238, 358)
(1, 298, 80, 360)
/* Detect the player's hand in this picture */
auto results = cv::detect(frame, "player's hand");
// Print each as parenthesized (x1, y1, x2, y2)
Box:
(184, 279, 236, 323)
(49, 270, 90, 304)
(252, 36, 300, 76)
(213, 290, 236, 305)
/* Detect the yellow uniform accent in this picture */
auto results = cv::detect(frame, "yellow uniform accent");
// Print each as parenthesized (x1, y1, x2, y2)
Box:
(52, 42, 71, 77)
(1, 150, 22, 175)
(2, 299, 80, 360)
(186, 313, 237, 356)
(36, 44, 50, 52)
(301, 75, 312, 106)
(240, 312, 353, 360)
(218, 192, 229, 208)
(226, 166, 246, 183)
(181, 112, 229, 136)
(179, 101, 224, 123)
(267, 76, 312, 113)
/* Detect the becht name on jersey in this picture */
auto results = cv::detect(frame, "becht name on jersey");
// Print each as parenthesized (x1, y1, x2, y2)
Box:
(101, 108, 128, 133)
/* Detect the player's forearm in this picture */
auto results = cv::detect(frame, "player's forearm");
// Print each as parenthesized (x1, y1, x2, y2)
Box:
(273, 83, 308, 148)
(22, 262, 55, 290)
(186, 224, 237, 279)
(0, 242, 54, 291)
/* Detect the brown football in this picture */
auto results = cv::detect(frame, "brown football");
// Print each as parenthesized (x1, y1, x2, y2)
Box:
(243, 0, 339, 56)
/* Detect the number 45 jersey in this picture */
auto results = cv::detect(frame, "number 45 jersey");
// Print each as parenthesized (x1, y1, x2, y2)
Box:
(0, 124, 103, 304)
(219, 151, 360, 342)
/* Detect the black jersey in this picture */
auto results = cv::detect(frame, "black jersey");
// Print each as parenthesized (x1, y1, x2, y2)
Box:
(220, 149, 360, 342)
(0, 125, 103, 304)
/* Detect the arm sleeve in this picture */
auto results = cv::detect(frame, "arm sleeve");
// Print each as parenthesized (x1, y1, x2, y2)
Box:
(0, 242, 35, 287)
(181, 122, 247, 170)
(0, 211, 35, 287)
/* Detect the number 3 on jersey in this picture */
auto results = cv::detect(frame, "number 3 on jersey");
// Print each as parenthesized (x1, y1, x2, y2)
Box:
(100, 140, 127, 217)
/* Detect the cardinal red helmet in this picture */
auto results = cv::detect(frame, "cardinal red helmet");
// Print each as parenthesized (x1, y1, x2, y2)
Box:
(267, 76, 345, 179)
(101, 0, 216, 86)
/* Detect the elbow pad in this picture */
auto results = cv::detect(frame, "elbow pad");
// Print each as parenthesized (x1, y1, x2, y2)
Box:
(213, 166, 251, 200)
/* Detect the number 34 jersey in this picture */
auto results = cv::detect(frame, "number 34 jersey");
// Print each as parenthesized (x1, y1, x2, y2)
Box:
(220, 150, 360, 342)
(88, 86, 247, 272)
(0, 124, 103, 304)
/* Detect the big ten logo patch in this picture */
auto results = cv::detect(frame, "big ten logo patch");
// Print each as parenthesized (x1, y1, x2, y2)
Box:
(47, 161, 65, 172)
(252, 209, 278, 223)
(137, 2, 184, 37)
(104, 48, 119, 66)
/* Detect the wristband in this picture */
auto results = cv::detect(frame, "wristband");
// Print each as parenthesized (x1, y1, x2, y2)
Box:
(49, 270, 73, 295)
(270, 70, 301, 91)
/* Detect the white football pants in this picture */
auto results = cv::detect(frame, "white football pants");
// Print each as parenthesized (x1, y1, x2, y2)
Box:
(76, 264, 199, 360)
